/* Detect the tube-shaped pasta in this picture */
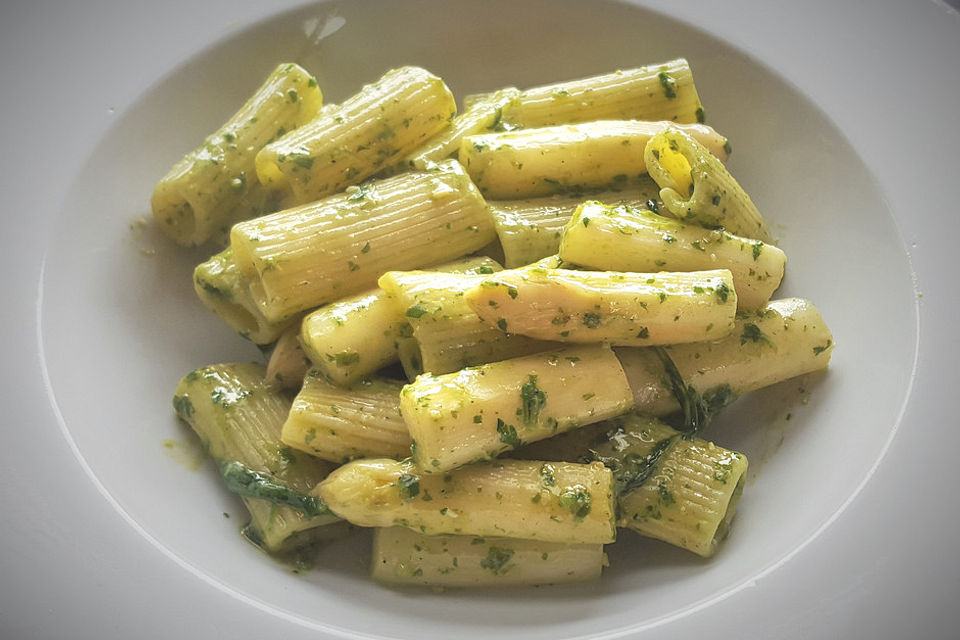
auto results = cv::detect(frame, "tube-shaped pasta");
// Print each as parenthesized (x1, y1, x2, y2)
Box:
(316, 458, 616, 544)
(372, 527, 605, 587)
(499, 59, 705, 128)
(301, 256, 502, 387)
(401, 88, 521, 171)
(172, 363, 339, 551)
(192, 248, 299, 344)
(255, 66, 456, 205)
(490, 181, 660, 268)
(152, 63, 323, 246)
(513, 414, 747, 557)
(559, 201, 786, 309)
(465, 267, 738, 346)
(281, 373, 411, 463)
(615, 298, 835, 414)
(230, 161, 496, 324)
(265, 323, 311, 389)
(399, 345, 633, 472)
(460, 121, 728, 199)
(645, 127, 772, 242)
(377, 269, 555, 379)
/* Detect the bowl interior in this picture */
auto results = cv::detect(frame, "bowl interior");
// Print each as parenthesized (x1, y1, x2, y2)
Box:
(39, 1, 917, 638)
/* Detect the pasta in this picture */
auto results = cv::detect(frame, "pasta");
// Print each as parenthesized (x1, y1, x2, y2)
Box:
(152, 63, 324, 246)
(158, 58, 835, 589)
(460, 120, 729, 199)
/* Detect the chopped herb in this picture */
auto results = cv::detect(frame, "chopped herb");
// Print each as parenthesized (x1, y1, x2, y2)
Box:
(696, 106, 706, 123)
(582, 313, 602, 329)
(289, 153, 314, 170)
(540, 463, 557, 487)
(715, 282, 731, 303)
(520, 376, 547, 426)
(361, 242, 371, 253)
(740, 322, 775, 347)
(497, 318, 508, 332)
(658, 71, 677, 99)
(496, 419, 521, 448)
(218, 460, 328, 516)
(752, 242, 763, 260)
(559, 486, 592, 520)
(405, 303, 428, 318)
(397, 473, 420, 501)
(480, 546, 515, 574)
(172, 395, 194, 419)
(652, 347, 737, 437)
(813, 339, 832, 355)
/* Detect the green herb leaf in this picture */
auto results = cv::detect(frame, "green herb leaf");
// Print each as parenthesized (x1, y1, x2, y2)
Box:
(218, 460, 329, 516)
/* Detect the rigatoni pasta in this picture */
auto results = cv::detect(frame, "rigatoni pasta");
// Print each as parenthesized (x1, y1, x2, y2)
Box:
(316, 458, 617, 544)
(372, 527, 605, 587)
(230, 160, 496, 323)
(460, 120, 728, 199)
(153, 63, 323, 246)
(399, 345, 633, 473)
(465, 267, 738, 346)
(255, 66, 457, 205)
(497, 58, 705, 128)
(559, 201, 786, 309)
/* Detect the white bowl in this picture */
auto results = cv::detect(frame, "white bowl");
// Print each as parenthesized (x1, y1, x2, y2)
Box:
(6, 1, 959, 638)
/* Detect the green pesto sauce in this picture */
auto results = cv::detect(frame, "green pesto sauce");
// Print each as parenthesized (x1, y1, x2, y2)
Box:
(496, 419, 522, 448)
(480, 546, 515, 574)
(559, 485, 592, 521)
(397, 473, 421, 501)
(520, 376, 547, 426)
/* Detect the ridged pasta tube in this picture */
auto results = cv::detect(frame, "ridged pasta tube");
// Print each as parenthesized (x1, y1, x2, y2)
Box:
(399, 345, 633, 473)
(490, 181, 660, 268)
(559, 201, 786, 309)
(300, 256, 502, 387)
(255, 66, 456, 205)
(152, 63, 323, 246)
(372, 527, 605, 587)
(172, 363, 339, 551)
(645, 127, 772, 242)
(615, 298, 835, 414)
(377, 269, 555, 378)
(315, 458, 617, 544)
(460, 120, 728, 199)
(230, 161, 496, 323)
(193, 248, 299, 344)
(513, 414, 748, 557)
(401, 88, 521, 171)
(465, 267, 738, 346)
(499, 58, 705, 128)
(281, 374, 411, 463)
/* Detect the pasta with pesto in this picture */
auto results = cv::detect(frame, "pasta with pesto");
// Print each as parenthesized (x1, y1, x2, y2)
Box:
(156, 57, 834, 590)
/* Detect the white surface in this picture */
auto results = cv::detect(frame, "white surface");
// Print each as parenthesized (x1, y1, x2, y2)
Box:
(1, 1, 957, 639)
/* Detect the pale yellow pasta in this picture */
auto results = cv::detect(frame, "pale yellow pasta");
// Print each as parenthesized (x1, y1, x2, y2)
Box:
(153, 62, 323, 246)
(460, 120, 728, 199)
(230, 161, 496, 324)
(559, 201, 786, 309)
(255, 66, 456, 205)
